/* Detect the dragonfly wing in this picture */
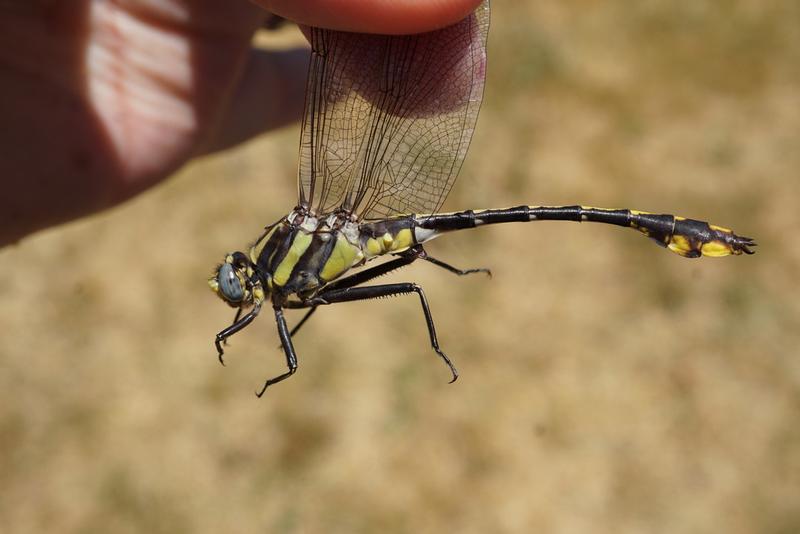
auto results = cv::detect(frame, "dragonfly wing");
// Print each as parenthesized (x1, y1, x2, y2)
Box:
(297, 1, 490, 219)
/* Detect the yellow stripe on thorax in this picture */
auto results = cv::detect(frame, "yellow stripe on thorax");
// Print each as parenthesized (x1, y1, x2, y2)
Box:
(272, 232, 313, 286)
(320, 234, 364, 282)
(249, 224, 280, 265)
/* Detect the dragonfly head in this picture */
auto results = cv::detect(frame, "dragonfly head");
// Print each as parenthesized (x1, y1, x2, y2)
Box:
(209, 251, 266, 308)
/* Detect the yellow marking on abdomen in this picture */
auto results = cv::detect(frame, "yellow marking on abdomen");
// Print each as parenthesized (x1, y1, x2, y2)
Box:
(365, 237, 382, 257)
(700, 241, 732, 257)
(364, 228, 415, 258)
(273, 232, 313, 286)
(389, 229, 413, 252)
(667, 234, 693, 256)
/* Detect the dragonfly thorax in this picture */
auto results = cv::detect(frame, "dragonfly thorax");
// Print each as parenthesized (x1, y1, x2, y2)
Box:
(209, 202, 444, 316)
(209, 208, 382, 309)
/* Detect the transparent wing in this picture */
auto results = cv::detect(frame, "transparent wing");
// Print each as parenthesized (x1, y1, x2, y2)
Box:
(296, 1, 490, 220)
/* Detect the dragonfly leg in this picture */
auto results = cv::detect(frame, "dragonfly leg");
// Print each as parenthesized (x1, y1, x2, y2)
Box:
(418, 250, 491, 277)
(313, 283, 458, 383)
(222, 307, 244, 347)
(288, 306, 318, 339)
(215, 302, 262, 366)
(278, 256, 420, 344)
(324, 255, 417, 291)
(257, 306, 298, 397)
(399, 245, 491, 277)
(423, 255, 491, 277)
(273, 305, 317, 348)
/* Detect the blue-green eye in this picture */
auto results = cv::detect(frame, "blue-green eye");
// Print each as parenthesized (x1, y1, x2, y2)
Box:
(218, 263, 244, 303)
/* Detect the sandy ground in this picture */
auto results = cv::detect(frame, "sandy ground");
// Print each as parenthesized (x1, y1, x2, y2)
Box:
(1, 1, 799, 533)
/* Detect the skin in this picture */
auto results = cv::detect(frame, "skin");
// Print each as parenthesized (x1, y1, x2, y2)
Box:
(0, 0, 482, 246)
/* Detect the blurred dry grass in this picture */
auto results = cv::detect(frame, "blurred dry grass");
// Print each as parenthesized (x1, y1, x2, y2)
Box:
(2, 1, 799, 533)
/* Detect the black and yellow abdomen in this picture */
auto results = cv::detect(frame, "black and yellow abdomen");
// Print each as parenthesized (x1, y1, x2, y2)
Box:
(412, 206, 755, 258)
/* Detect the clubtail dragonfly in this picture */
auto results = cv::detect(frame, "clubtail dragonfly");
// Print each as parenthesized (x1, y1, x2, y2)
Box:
(210, 1, 755, 396)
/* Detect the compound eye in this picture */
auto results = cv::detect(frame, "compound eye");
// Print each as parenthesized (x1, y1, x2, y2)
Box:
(218, 263, 244, 303)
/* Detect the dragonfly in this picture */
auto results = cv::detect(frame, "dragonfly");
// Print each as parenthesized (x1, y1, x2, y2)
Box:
(209, 1, 755, 396)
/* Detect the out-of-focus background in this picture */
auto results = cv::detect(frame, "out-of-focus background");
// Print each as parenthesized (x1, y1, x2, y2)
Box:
(2, 1, 799, 533)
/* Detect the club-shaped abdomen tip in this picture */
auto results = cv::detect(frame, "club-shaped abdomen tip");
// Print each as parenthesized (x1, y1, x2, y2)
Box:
(706, 224, 757, 257)
(668, 219, 757, 258)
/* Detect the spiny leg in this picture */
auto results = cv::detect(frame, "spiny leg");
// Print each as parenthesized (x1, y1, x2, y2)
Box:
(312, 282, 458, 383)
(401, 245, 491, 277)
(283, 245, 489, 343)
(257, 306, 298, 397)
(280, 255, 420, 342)
(324, 254, 417, 291)
(215, 302, 263, 366)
